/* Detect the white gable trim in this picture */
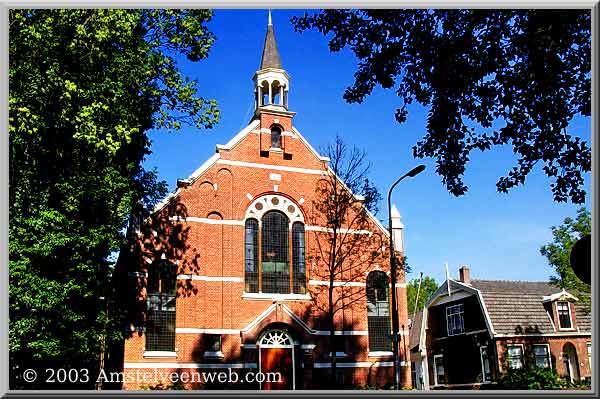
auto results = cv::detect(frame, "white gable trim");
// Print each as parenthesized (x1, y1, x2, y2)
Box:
(290, 126, 330, 162)
(215, 119, 261, 151)
(151, 121, 261, 214)
(240, 303, 278, 333)
(452, 279, 497, 337)
(424, 279, 497, 337)
(542, 289, 579, 303)
(429, 290, 473, 306)
(151, 152, 220, 214)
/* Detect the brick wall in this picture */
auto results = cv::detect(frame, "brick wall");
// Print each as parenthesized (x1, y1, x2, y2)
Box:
(495, 336, 592, 380)
(121, 109, 412, 389)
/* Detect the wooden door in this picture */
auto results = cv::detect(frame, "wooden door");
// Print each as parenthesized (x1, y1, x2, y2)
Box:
(260, 348, 293, 390)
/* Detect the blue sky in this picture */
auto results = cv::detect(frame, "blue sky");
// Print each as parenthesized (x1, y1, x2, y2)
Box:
(143, 9, 591, 285)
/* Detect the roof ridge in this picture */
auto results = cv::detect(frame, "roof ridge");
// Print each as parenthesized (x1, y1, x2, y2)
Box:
(472, 278, 554, 284)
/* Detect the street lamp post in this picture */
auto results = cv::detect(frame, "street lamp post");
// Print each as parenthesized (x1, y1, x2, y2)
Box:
(387, 164, 425, 389)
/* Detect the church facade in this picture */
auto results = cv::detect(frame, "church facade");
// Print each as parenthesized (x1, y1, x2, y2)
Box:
(119, 17, 412, 390)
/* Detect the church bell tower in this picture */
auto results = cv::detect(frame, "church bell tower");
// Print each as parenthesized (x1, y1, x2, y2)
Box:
(253, 11, 294, 119)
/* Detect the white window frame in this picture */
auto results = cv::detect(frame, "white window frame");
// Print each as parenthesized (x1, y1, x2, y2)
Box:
(446, 303, 465, 336)
(480, 346, 491, 382)
(588, 343, 592, 371)
(433, 354, 445, 386)
(556, 301, 574, 330)
(532, 343, 552, 369)
(506, 344, 525, 369)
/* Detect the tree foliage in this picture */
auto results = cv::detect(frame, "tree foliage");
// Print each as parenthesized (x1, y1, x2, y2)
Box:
(291, 9, 591, 203)
(540, 207, 590, 311)
(9, 9, 219, 388)
(406, 275, 439, 316)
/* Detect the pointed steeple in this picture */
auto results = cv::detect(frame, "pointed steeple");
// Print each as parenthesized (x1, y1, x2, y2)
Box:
(252, 10, 292, 117)
(260, 10, 282, 69)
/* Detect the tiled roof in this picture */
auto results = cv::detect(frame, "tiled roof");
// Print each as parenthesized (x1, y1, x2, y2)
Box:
(470, 279, 591, 335)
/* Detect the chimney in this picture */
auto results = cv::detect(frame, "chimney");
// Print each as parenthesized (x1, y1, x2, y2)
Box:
(459, 265, 471, 285)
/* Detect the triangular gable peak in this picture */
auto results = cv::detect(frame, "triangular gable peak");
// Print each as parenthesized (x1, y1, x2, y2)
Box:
(151, 15, 390, 239)
(425, 278, 497, 337)
(542, 289, 579, 303)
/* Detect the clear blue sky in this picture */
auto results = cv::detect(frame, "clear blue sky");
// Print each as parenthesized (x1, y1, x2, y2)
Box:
(143, 9, 591, 285)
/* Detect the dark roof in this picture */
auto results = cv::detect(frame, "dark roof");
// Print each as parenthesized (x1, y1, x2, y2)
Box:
(260, 24, 282, 69)
(470, 279, 591, 335)
(409, 310, 423, 351)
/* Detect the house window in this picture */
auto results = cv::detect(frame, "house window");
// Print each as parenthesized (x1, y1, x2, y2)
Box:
(507, 345, 524, 369)
(557, 302, 572, 329)
(433, 354, 445, 386)
(244, 219, 259, 293)
(271, 126, 282, 149)
(366, 271, 392, 352)
(446, 304, 465, 336)
(292, 222, 306, 294)
(588, 343, 591, 371)
(261, 211, 290, 293)
(533, 344, 551, 369)
(146, 261, 177, 352)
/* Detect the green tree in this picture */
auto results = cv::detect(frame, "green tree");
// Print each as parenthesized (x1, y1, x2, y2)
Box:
(9, 9, 219, 389)
(406, 275, 439, 317)
(540, 207, 591, 311)
(291, 10, 591, 203)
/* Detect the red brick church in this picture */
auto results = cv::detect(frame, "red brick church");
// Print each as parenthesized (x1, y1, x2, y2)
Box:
(118, 14, 412, 390)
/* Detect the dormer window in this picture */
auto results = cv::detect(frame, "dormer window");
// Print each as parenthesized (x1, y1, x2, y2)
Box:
(271, 126, 282, 149)
(557, 301, 573, 329)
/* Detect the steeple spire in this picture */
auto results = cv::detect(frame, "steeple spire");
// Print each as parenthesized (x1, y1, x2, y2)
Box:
(260, 9, 282, 69)
(253, 10, 291, 115)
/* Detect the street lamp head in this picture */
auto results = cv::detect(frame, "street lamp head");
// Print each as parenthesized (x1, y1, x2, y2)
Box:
(406, 164, 426, 178)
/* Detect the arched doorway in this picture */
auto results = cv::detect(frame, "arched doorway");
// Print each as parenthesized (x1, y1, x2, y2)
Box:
(258, 328, 295, 390)
(562, 342, 580, 383)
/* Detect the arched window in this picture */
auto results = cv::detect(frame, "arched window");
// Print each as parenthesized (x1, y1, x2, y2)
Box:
(366, 271, 392, 352)
(271, 126, 282, 149)
(146, 260, 177, 352)
(292, 222, 306, 294)
(245, 219, 259, 293)
(261, 211, 289, 293)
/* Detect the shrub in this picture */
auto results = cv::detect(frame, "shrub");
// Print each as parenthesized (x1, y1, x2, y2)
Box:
(497, 367, 567, 390)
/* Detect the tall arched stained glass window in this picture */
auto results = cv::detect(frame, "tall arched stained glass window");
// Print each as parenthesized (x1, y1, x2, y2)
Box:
(146, 260, 177, 352)
(244, 219, 259, 293)
(366, 271, 392, 352)
(292, 222, 306, 294)
(261, 211, 289, 293)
